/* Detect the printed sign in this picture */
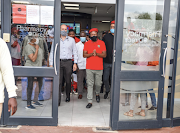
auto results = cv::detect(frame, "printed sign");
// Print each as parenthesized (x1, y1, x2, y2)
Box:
(26, 5, 40, 24)
(40, 6, 54, 25)
(12, 4, 26, 24)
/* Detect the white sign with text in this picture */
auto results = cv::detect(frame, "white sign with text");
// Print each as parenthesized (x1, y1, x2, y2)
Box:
(26, 5, 40, 24)
(40, 6, 54, 25)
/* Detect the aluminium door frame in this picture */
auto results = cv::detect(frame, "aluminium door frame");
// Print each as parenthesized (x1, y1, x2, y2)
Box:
(170, 0, 180, 127)
(1, 0, 61, 126)
(110, 0, 171, 130)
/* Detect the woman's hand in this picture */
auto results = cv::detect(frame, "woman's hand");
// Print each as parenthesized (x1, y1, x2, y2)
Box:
(35, 44, 39, 50)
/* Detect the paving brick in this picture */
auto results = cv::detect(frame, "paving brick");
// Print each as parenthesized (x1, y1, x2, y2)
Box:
(0, 126, 180, 133)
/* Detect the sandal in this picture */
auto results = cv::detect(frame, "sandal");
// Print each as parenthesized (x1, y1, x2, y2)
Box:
(124, 111, 133, 117)
(135, 111, 145, 117)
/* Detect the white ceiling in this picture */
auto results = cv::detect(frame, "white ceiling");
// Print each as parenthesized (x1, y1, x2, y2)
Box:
(61, 3, 115, 17)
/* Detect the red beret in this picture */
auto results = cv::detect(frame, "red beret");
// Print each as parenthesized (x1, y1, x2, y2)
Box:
(111, 20, 115, 24)
(89, 28, 98, 34)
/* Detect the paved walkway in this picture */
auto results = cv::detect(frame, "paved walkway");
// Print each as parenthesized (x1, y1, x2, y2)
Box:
(0, 126, 180, 133)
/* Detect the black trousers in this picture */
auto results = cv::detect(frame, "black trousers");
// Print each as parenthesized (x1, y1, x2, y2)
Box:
(59, 60, 72, 102)
(27, 77, 43, 105)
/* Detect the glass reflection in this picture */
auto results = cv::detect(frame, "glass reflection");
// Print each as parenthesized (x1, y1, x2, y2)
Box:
(120, 81, 158, 120)
(121, 0, 164, 71)
(11, 0, 54, 67)
(11, 77, 53, 117)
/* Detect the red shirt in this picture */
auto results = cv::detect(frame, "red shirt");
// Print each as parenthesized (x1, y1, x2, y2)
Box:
(83, 39, 106, 70)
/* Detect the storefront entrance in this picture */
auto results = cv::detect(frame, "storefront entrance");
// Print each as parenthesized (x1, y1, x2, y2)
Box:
(1, 0, 180, 131)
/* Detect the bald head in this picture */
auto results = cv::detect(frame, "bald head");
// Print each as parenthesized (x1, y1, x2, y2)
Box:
(80, 31, 86, 37)
(61, 24, 67, 32)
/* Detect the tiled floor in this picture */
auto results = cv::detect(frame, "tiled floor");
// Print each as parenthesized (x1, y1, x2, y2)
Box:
(12, 88, 180, 127)
(58, 92, 110, 127)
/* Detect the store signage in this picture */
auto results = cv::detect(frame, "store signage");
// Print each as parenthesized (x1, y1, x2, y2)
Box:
(26, 5, 40, 24)
(12, 4, 26, 24)
(12, 4, 54, 25)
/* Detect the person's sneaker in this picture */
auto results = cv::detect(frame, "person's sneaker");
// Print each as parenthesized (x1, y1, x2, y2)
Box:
(25, 105, 36, 110)
(148, 106, 157, 110)
(104, 92, 109, 99)
(96, 95, 100, 103)
(32, 101, 43, 107)
(86, 103, 92, 108)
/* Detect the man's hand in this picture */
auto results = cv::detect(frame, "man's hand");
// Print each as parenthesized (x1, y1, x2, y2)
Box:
(50, 65, 53, 67)
(73, 64, 77, 72)
(93, 49, 97, 56)
(8, 98, 17, 115)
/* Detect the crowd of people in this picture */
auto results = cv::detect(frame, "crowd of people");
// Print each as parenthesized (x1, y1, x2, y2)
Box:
(8, 19, 158, 118)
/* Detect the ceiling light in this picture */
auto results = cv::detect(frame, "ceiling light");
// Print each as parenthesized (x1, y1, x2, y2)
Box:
(102, 21, 110, 23)
(65, 7, 79, 10)
(63, 4, 79, 7)
(13, 1, 30, 4)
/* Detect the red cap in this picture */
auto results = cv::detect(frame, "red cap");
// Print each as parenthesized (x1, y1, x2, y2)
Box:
(111, 20, 115, 24)
(89, 28, 98, 34)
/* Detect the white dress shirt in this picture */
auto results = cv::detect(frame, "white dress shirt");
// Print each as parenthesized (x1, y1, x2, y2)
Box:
(49, 36, 78, 66)
(76, 41, 86, 70)
(0, 38, 17, 103)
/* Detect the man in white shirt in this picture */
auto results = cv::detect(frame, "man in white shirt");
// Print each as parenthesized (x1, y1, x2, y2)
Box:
(49, 25, 78, 104)
(0, 38, 18, 117)
(76, 31, 87, 99)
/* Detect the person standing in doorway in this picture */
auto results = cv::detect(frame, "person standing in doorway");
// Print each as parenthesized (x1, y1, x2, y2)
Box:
(102, 20, 115, 99)
(68, 29, 80, 43)
(47, 26, 54, 53)
(49, 25, 78, 105)
(24, 35, 44, 109)
(76, 31, 87, 99)
(0, 38, 18, 117)
(83, 28, 106, 109)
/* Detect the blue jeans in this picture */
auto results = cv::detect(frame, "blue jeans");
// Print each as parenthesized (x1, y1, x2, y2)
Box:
(103, 63, 112, 93)
(146, 89, 157, 107)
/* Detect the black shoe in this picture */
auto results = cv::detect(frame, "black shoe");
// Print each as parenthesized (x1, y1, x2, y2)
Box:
(86, 103, 92, 108)
(104, 92, 109, 99)
(148, 106, 157, 110)
(96, 95, 100, 103)
(65, 97, 70, 102)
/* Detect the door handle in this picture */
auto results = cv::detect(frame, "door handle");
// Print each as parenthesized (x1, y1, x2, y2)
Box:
(161, 47, 168, 77)
(54, 43, 58, 75)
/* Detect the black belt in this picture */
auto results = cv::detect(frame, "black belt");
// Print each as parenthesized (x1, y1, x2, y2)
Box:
(60, 59, 72, 62)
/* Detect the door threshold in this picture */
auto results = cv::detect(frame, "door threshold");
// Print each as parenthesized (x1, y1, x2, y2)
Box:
(0, 125, 21, 130)
(93, 127, 118, 132)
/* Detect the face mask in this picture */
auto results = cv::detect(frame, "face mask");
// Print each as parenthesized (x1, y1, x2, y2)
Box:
(61, 30, 67, 36)
(110, 29, 115, 34)
(49, 26, 52, 29)
(90, 36, 98, 42)
(35, 38, 39, 45)
(80, 37, 86, 42)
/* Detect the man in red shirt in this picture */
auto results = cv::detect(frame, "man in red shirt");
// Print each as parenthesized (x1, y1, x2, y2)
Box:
(83, 28, 106, 108)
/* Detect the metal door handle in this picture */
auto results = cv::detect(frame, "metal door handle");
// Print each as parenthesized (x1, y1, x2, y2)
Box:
(54, 43, 58, 75)
(161, 47, 168, 77)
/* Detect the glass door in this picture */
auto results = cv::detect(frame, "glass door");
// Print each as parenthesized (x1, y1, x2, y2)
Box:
(110, 0, 171, 130)
(1, 0, 61, 126)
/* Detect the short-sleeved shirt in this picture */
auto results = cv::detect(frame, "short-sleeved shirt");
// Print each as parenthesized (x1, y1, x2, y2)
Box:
(24, 44, 43, 67)
(83, 39, 106, 70)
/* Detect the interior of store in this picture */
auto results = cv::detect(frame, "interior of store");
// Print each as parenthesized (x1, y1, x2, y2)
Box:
(5, 0, 180, 127)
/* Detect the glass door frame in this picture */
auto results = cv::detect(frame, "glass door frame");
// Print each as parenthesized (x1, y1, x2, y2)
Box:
(171, 0, 180, 127)
(1, 0, 61, 126)
(110, 0, 171, 130)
